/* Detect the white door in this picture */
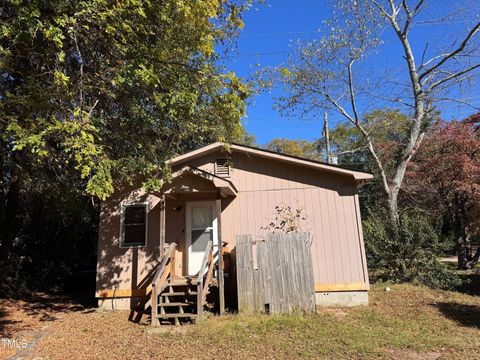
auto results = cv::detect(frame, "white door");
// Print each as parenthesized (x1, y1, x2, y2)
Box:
(185, 201, 218, 276)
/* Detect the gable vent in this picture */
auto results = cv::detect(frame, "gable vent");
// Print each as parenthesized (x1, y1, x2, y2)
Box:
(215, 158, 230, 177)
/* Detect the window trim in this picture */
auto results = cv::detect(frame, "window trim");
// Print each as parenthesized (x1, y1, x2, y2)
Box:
(119, 202, 148, 248)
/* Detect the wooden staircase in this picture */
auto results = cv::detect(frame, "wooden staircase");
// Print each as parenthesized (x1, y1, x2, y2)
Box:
(156, 278, 198, 325)
(151, 241, 216, 326)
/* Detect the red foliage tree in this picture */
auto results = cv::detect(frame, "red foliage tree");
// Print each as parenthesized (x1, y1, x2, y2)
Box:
(406, 113, 480, 268)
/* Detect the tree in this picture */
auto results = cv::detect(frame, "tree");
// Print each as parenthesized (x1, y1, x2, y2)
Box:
(0, 0, 250, 262)
(406, 114, 480, 269)
(264, 138, 321, 160)
(317, 109, 412, 206)
(236, 131, 257, 147)
(319, 109, 410, 167)
(271, 0, 480, 227)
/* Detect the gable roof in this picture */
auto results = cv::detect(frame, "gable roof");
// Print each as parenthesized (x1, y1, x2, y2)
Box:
(168, 142, 374, 182)
(166, 165, 238, 197)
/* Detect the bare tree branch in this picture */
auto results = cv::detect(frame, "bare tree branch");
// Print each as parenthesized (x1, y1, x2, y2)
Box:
(370, 0, 393, 19)
(363, 90, 415, 108)
(427, 63, 480, 91)
(419, 42, 429, 70)
(433, 97, 480, 111)
(86, 99, 99, 119)
(323, 92, 391, 195)
(401, 0, 425, 35)
(387, 0, 400, 18)
(419, 22, 480, 81)
(335, 146, 368, 155)
(277, 1, 480, 225)
(419, 52, 451, 71)
(347, 60, 361, 124)
(415, 8, 462, 25)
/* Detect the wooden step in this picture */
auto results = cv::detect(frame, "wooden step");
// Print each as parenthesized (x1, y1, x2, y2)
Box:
(156, 313, 197, 319)
(160, 291, 197, 296)
(171, 277, 198, 286)
(158, 302, 193, 307)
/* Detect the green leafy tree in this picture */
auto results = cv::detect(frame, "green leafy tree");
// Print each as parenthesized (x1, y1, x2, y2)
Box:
(236, 131, 257, 147)
(319, 109, 412, 202)
(364, 207, 460, 289)
(264, 138, 321, 160)
(321, 109, 409, 162)
(0, 0, 251, 262)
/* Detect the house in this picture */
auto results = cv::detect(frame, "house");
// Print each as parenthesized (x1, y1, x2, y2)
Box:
(96, 142, 373, 324)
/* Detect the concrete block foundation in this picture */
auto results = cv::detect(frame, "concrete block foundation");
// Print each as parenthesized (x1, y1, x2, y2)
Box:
(315, 291, 368, 307)
(97, 297, 144, 311)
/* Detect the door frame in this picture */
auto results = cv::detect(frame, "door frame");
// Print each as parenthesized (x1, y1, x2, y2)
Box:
(185, 200, 218, 276)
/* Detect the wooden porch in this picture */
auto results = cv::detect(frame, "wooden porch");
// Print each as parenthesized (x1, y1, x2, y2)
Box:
(147, 167, 232, 325)
(150, 239, 225, 326)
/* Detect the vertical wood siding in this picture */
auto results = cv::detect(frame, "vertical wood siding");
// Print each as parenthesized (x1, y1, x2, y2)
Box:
(97, 147, 370, 296)
(189, 151, 369, 288)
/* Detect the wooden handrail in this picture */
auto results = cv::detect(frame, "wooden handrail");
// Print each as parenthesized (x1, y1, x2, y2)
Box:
(151, 242, 176, 326)
(196, 240, 215, 322)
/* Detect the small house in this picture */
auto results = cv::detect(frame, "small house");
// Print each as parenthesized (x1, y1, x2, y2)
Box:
(96, 142, 373, 324)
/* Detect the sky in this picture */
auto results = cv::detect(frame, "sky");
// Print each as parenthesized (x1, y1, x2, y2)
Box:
(221, 1, 480, 145)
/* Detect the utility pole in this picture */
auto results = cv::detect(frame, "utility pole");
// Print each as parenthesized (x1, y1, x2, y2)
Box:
(323, 112, 331, 164)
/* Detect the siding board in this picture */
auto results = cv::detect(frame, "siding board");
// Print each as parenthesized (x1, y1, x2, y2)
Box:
(96, 148, 369, 297)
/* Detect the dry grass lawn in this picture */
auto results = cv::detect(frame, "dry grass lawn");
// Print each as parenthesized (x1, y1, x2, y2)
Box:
(1, 284, 480, 359)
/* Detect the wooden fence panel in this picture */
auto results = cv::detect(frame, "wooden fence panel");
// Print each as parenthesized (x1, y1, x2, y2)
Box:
(236, 234, 255, 313)
(236, 233, 315, 314)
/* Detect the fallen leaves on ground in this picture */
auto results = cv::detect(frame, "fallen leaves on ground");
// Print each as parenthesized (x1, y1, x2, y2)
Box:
(2, 284, 480, 359)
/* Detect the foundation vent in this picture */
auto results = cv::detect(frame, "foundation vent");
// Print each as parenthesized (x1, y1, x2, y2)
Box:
(215, 158, 230, 177)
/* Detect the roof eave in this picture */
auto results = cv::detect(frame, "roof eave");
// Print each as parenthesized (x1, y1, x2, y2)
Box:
(229, 144, 374, 182)
(169, 142, 374, 182)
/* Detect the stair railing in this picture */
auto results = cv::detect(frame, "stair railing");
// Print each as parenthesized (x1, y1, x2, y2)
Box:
(151, 242, 176, 326)
(196, 240, 215, 322)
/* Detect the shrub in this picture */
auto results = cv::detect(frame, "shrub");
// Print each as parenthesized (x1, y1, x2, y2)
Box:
(363, 207, 461, 289)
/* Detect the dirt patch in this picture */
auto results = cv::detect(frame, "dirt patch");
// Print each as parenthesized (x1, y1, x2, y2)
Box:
(0, 293, 93, 359)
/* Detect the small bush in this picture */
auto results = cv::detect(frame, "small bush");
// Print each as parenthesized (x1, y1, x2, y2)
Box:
(363, 208, 461, 289)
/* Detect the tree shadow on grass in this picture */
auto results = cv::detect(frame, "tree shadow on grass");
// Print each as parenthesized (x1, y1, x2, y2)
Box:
(443, 262, 480, 296)
(19, 292, 95, 319)
(0, 308, 23, 338)
(433, 301, 480, 329)
(455, 272, 480, 296)
(0, 292, 96, 338)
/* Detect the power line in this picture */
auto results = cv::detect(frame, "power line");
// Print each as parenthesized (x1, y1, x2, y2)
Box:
(239, 30, 319, 38)
(220, 50, 290, 59)
(237, 19, 475, 38)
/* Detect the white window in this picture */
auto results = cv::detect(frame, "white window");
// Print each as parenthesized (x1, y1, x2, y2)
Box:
(120, 203, 148, 247)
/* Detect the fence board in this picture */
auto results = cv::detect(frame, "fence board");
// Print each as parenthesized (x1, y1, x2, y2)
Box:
(236, 233, 315, 314)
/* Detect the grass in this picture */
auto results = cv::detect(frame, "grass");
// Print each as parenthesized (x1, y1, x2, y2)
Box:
(2, 283, 480, 359)
(191, 284, 480, 359)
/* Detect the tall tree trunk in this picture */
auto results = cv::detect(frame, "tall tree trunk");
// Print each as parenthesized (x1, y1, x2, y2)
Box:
(457, 236, 468, 269)
(387, 188, 400, 226)
(468, 247, 480, 269)
(453, 198, 468, 269)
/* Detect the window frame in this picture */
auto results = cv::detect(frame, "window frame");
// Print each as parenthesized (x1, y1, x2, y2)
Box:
(119, 202, 149, 248)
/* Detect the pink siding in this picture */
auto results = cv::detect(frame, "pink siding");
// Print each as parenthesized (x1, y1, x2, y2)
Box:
(96, 186, 161, 295)
(96, 147, 369, 296)
(186, 150, 369, 287)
